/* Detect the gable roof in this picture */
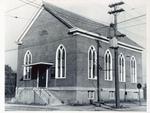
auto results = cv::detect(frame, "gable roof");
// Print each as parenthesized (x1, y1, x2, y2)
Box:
(17, 2, 143, 51)
(43, 2, 143, 50)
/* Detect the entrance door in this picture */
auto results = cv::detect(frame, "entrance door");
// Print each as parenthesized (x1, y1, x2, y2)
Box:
(39, 68, 46, 87)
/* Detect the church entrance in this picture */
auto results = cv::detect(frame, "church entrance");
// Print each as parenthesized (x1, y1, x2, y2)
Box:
(39, 67, 46, 87)
(24, 62, 53, 88)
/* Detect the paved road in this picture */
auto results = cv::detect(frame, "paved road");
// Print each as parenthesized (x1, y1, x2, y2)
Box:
(5, 102, 147, 111)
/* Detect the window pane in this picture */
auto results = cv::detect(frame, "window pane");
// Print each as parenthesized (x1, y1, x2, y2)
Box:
(93, 52, 95, 61)
(58, 65, 60, 77)
(105, 61, 107, 80)
(58, 50, 61, 59)
(89, 59, 91, 78)
(108, 54, 111, 64)
(119, 58, 121, 65)
(105, 54, 108, 63)
(62, 49, 65, 60)
(62, 59, 65, 77)
(122, 58, 124, 67)
(93, 64, 95, 78)
(29, 55, 32, 64)
(89, 50, 91, 60)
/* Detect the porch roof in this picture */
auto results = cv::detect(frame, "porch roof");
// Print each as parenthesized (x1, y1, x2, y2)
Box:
(23, 62, 54, 67)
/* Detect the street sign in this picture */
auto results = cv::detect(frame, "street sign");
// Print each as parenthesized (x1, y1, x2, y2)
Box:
(137, 83, 142, 89)
(137, 83, 142, 105)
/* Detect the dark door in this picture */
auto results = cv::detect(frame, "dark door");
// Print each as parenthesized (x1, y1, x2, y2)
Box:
(39, 68, 46, 87)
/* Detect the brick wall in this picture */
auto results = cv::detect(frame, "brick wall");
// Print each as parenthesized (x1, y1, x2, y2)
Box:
(17, 9, 77, 87)
(76, 35, 142, 90)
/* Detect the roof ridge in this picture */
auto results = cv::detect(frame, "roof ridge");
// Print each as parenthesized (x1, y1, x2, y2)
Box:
(43, 2, 108, 28)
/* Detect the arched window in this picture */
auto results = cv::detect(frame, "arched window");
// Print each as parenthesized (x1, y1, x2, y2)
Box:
(55, 44, 66, 78)
(23, 50, 32, 80)
(104, 49, 112, 81)
(130, 56, 137, 83)
(118, 53, 126, 82)
(88, 45, 97, 79)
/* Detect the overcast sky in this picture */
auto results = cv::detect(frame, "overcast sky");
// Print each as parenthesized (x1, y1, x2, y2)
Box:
(5, 0, 147, 82)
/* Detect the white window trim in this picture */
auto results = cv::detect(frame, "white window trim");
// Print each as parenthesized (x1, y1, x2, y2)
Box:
(88, 90, 95, 100)
(88, 45, 97, 80)
(23, 50, 32, 80)
(109, 91, 115, 99)
(55, 44, 66, 79)
(118, 53, 126, 82)
(130, 56, 137, 83)
(104, 49, 113, 81)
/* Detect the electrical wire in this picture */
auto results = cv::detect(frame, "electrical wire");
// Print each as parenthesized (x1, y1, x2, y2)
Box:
(18, 0, 41, 8)
(5, 48, 18, 52)
(5, 14, 30, 20)
(124, 3, 145, 16)
(120, 28, 145, 38)
(25, 0, 42, 6)
(92, 14, 145, 32)
(5, 0, 38, 13)
(118, 14, 146, 24)
(5, 1, 145, 52)
(5, 4, 28, 13)
(119, 22, 146, 29)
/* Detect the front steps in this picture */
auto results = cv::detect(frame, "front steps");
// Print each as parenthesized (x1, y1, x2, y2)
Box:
(13, 87, 62, 106)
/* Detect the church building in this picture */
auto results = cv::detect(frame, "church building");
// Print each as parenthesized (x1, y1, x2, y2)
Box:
(15, 2, 144, 105)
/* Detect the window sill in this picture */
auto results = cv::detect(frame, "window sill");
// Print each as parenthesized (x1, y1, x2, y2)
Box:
(105, 79, 113, 81)
(55, 77, 66, 79)
(88, 98, 94, 100)
(131, 82, 137, 84)
(119, 81, 126, 83)
(88, 78, 97, 80)
(23, 79, 31, 81)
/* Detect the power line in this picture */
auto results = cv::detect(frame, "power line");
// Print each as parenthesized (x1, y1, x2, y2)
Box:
(119, 22, 146, 29)
(5, 48, 18, 52)
(91, 14, 146, 32)
(5, 0, 42, 21)
(5, 4, 28, 13)
(120, 28, 145, 38)
(17, 5, 43, 42)
(118, 14, 146, 24)
(5, 14, 30, 20)
(18, 0, 40, 8)
(5, 0, 38, 13)
(124, 3, 145, 16)
(25, 0, 41, 6)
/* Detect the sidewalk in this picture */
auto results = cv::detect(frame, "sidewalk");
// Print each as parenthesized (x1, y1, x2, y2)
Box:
(5, 101, 147, 111)
(98, 101, 147, 111)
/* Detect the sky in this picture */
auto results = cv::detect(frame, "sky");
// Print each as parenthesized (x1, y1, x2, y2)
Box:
(4, 0, 147, 82)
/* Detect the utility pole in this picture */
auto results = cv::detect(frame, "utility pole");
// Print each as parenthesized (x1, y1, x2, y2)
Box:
(108, 1, 125, 108)
(96, 40, 100, 106)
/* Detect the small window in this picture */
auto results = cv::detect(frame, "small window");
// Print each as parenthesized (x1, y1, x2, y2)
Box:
(109, 91, 115, 100)
(88, 91, 95, 99)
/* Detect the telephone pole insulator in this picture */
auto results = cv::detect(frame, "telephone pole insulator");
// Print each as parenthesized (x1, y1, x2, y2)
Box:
(108, 8, 124, 14)
(109, 1, 124, 8)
